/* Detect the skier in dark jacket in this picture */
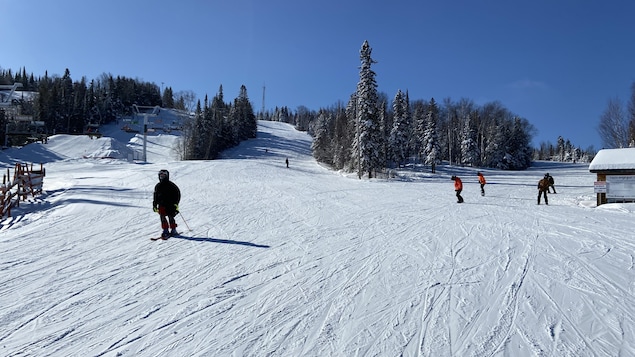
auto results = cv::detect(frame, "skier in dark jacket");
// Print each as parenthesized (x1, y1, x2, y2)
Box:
(537, 174, 550, 205)
(153, 169, 181, 238)
(546, 173, 556, 193)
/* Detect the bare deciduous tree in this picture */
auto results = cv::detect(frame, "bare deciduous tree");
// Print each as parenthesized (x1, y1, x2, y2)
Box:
(598, 97, 629, 148)
(174, 90, 197, 113)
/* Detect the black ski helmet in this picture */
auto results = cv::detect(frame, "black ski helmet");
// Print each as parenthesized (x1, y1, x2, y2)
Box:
(158, 169, 169, 182)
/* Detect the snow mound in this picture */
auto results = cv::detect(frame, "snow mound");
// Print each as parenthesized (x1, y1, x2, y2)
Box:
(46, 134, 132, 160)
(595, 202, 635, 213)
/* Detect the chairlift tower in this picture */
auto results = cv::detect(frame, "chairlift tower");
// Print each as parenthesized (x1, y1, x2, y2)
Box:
(261, 84, 265, 119)
(132, 104, 160, 162)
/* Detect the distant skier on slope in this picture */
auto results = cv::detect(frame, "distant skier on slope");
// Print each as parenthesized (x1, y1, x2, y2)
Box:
(537, 173, 550, 205)
(477, 171, 486, 196)
(451, 175, 464, 203)
(153, 169, 181, 238)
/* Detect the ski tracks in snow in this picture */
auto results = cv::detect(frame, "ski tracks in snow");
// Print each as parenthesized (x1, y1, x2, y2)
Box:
(410, 202, 546, 357)
(2, 123, 634, 356)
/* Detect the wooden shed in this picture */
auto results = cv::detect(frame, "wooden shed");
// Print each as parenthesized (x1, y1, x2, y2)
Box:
(589, 148, 635, 205)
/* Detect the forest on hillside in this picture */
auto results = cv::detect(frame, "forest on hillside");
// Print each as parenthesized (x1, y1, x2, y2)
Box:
(0, 68, 256, 159)
(2, 38, 614, 174)
(263, 41, 596, 177)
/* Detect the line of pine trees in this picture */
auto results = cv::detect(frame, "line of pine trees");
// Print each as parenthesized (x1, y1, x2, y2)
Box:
(309, 41, 535, 177)
(265, 41, 596, 175)
(533, 136, 594, 163)
(182, 85, 257, 160)
(1, 67, 256, 159)
(3, 55, 594, 168)
(0, 67, 169, 134)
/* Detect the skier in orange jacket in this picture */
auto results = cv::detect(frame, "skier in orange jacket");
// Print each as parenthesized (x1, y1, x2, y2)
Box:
(477, 172, 486, 196)
(451, 176, 464, 203)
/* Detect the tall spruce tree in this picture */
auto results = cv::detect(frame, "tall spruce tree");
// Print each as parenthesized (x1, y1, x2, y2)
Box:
(331, 103, 351, 170)
(507, 117, 533, 169)
(460, 111, 480, 166)
(353, 40, 382, 179)
(411, 100, 426, 163)
(60, 68, 74, 132)
(378, 100, 388, 169)
(203, 85, 229, 159)
(162, 87, 175, 108)
(340, 93, 357, 171)
(389, 89, 410, 167)
(484, 119, 509, 169)
(71, 77, 88, 130)
(423, 98, 440, 172)
(311, 110, 334, 165)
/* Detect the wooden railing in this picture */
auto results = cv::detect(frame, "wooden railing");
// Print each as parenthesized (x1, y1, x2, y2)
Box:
(1, 163, 45, 219)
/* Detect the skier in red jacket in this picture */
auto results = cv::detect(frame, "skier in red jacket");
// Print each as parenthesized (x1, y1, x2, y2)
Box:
(477, 172, 486, 196)
(451, 176, 464, 203)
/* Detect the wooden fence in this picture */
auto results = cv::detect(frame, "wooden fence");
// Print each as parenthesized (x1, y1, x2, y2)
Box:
(1, 163, 45, 219)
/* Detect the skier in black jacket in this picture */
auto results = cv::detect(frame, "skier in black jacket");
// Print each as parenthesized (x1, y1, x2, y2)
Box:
(153, 169, 181, 238)
(546, 173, 556, 193)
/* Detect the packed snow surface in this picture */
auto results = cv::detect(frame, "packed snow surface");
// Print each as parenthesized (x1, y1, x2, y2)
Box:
(1, 120, 633, 356)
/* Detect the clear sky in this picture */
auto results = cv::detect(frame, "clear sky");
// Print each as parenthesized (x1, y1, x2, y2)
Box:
(2, 0, 634, 150)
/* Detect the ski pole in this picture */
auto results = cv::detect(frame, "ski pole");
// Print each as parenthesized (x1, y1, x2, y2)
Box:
(179, 212, 192, 231)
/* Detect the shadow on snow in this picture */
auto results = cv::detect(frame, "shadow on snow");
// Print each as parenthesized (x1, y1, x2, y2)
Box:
(172, 235, 270, 248)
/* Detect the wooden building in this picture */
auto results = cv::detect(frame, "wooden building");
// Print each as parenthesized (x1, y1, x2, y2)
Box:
(589, 148, 635, 206)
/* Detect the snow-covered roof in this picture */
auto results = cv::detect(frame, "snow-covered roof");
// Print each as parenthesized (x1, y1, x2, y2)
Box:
(589, 148, 635, 171)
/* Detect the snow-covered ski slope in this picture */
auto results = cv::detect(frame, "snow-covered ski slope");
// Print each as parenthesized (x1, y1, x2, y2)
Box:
(1, 120, 633, 356)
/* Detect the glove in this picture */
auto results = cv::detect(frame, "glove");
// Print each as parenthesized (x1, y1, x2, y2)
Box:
(174, 204, 179, 214)
(153, 206, 158, 213)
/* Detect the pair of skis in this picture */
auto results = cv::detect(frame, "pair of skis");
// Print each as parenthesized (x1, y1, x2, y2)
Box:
(151, 213, 191, 241)
(150, 232, 179, 241)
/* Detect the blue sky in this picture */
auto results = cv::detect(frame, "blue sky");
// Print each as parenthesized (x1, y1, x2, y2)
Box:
(2, 0, 634, 150)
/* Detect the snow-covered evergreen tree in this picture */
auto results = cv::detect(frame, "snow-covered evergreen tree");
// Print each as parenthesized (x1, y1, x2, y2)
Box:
(193, 95, 212, 159)
(556, 136, 565, 161)
(239, 85, 257, 139)
(460, 111, 480, 166)
(331, 110, 350, 170)
(564, 139, 573, 161)
(505, 117, 533, 169)
(205, 85, 229, 159)
(423, 98, 441, 171)
(337, 94, 356, 171)
(378, 100, 388, 169)
(311, 110, 334, 165)
(411, 100, 426, 163)
(483, 120, 508, 169)
(389, 89, 410, 167)
(353, 40, 382, 178)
